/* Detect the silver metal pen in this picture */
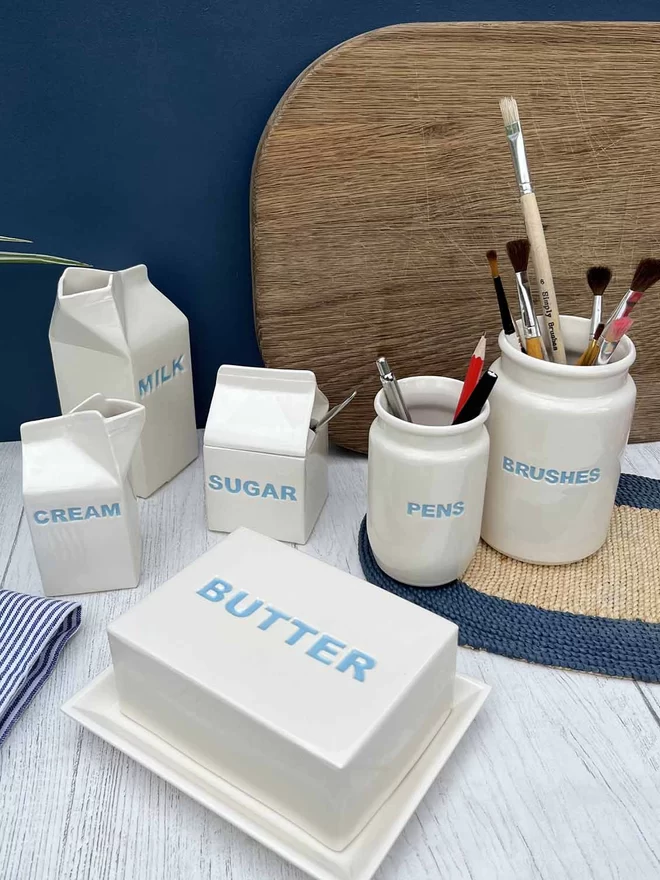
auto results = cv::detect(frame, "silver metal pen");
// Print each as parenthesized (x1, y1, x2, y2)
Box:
(376, 357, 412, 422)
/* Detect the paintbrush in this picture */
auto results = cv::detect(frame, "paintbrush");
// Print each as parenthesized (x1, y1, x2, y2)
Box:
(500, 97, 566, 364)
(577, 322, 605, 367)
(506, 238, 545, 360)
(586, 266, 611, 339)
(596, 258, 660, 364)
(595, 317, 635, 366)
(486, 250, 523, 351)
(576, 267, 611, 366)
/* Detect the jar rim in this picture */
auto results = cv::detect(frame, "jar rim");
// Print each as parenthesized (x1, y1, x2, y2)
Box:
(499, 314, 636, 377)
(374, 375, 490, 435)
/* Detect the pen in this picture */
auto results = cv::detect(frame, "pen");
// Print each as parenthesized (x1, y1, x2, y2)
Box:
(376, 357, 412, 422)
(452, 370, 498, 425)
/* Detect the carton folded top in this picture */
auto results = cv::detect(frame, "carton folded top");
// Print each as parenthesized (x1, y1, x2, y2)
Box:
(51, 264, 188, 357)
(204, 365, 325, 458)
(21, 394, 145, 490)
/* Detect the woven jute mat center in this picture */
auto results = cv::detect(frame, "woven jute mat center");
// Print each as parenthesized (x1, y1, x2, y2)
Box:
(465, 505, 660, 623)
(359, 475, 660, 680)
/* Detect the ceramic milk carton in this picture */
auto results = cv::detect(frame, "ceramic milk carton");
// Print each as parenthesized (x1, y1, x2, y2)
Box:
(49, 265, 198, 498)
(107, 527, 458, 850)
(22, 394, 145, 597)
(204, 366, 329, 543)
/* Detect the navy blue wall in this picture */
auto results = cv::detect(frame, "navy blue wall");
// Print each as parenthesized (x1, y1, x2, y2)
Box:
(1, 1, 656, 439)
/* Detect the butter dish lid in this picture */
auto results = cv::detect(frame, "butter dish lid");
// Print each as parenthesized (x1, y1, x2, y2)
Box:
(108, 528, 457, 764)
(204, 365, 322, 457)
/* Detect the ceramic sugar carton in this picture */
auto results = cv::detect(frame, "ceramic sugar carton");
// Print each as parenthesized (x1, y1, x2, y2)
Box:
(21, 394, 145, 597)
(107, 527, 458, 851)
(204, 365, 329, 544)
(49, 265, 198, 498)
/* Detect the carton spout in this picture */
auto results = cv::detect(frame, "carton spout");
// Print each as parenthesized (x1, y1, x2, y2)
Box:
(54, 267, 129, 356)
(59, 266, 113, 298)
(71, 393, 145, 477)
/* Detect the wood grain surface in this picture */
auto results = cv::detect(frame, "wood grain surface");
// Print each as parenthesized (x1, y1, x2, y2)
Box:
(252, 22, 660, 453)
(1, 434, 660, 879)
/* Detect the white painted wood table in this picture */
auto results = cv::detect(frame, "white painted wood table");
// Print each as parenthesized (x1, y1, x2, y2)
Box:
(1, 435, 659, 880)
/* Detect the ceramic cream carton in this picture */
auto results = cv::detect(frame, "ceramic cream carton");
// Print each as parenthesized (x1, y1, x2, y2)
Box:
(21, 393, 145, 597)
(49, 264, 198, 498)
(203, 366, 329, 544)
(107, 527, 458, 851)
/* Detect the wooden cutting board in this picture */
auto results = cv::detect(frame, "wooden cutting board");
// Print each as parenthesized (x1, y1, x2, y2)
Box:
(251, 22, 660, 453)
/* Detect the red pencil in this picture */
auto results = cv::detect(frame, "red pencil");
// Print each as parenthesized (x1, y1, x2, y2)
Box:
(453, 335, 487, 420)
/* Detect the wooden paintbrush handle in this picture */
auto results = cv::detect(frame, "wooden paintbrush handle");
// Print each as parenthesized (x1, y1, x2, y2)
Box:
(520, 192, 567, 364)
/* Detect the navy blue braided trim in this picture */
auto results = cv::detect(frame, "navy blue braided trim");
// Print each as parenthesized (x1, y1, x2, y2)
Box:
(358, 517, 660, 683)
(615, 472, 660, 510)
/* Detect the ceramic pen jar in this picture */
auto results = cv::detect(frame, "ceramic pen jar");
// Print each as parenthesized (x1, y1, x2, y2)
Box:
(481, 315, 636, 564)
(367, 377, 490, 587)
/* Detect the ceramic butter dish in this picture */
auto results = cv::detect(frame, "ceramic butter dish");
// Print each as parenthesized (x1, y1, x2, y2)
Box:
(107, 527, 458, 851)
(203, 365, 329, 543)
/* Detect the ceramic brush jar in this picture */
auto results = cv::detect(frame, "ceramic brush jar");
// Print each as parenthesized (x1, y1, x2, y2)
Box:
(367, 376, 490, 587)
(481, 315, 636, 564)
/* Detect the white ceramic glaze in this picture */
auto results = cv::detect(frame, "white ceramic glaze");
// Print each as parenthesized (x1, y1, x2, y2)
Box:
(106, 527, 458, 851)
(62, 668, 489, 880)
(21, 393, 145, 596)
(203, 365, 329, 544)
(481, 315, 636, 564)
(49, 265, 198, 498)
(367, 376, 490, 587)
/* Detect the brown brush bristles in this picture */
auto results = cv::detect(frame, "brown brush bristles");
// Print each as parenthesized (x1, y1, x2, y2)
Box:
(586, 266, 612, 297)
(631, 258, 660, 292)
(486, 250, 499, 277)
(506, 238, 530, 274)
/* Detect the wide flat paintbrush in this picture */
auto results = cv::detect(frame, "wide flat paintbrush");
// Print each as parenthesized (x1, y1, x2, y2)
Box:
(486, 249, 523, 351)
(596, 258, 660, 364)
(500, 97, 566, 364)
(506, 238, 545, 360)
(577, 266, 611, 366)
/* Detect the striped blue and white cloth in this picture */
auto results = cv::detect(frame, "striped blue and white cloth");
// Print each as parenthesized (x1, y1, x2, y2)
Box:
(0, 590, 82, 746)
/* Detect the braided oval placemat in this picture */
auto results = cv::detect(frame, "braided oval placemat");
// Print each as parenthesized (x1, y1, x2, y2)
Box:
(358, 473, 660, 682)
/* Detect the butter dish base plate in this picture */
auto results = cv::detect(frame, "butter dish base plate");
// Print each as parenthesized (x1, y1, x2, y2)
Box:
(62, 668, 489, 880)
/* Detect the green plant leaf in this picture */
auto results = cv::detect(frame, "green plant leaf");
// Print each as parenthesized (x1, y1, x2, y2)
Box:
(0, 235, 33, 243)
(0, 252, 91, 267)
